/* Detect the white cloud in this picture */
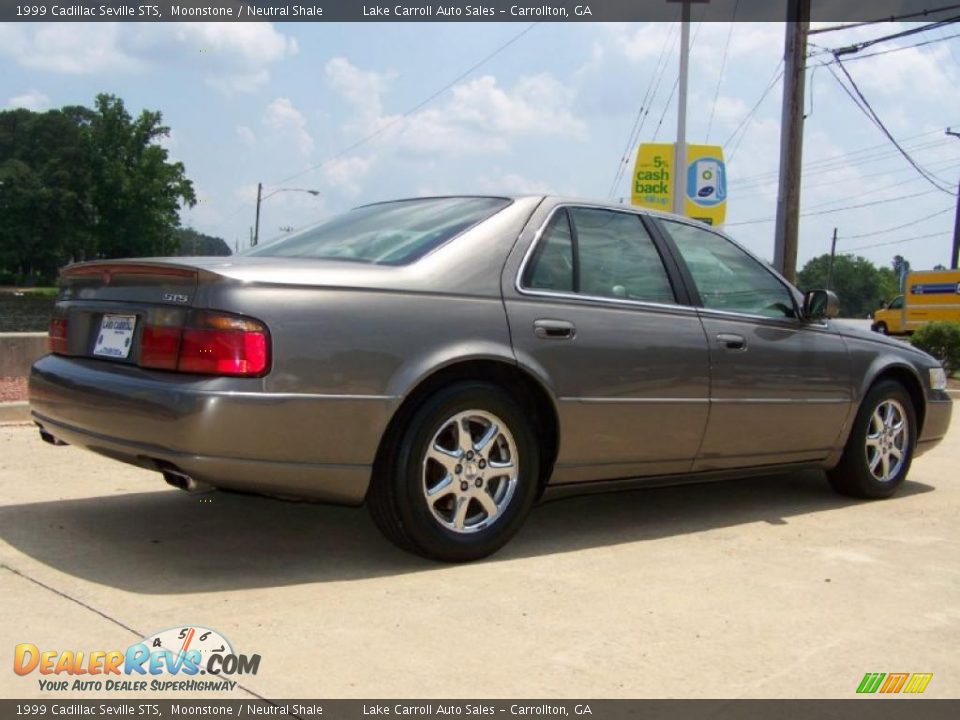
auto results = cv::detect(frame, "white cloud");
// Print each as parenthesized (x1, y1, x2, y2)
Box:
(324, 57, 393, 121)
(0, 23, 134, 74)
(324, 57, 585, 157)
(6, 90, 50, 111)
(263, 98, 314, 156)
(321, 155, 375, 196)
(0, 22, 298, 93)
(236, 125, 257, 149)
(477, 172, 555, 195)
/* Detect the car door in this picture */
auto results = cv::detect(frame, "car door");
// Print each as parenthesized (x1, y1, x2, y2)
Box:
(655, 218, 853, 471)
(502, 203, 712, 484)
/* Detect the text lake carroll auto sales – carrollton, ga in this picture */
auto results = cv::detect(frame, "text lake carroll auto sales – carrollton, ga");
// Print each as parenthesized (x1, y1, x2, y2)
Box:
(12, 626, 261, 693)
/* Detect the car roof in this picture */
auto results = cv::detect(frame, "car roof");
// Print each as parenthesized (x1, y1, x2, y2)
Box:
(354, 194, 698, 225)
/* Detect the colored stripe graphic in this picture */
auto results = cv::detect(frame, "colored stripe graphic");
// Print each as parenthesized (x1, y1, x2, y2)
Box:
(857, 673, 886, 693)
(857, 672, 932, 694)
(880, 673, 909, 693)
(903, 673, 933, 694)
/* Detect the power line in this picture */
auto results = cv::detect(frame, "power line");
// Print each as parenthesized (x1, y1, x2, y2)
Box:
(843, 230, 951, 252)
(813, 31, 960, 64)
(705, 0, 739, 143)
(809, 3, 960, 34)
(730, 137, 958, 189)
(837, 206, 955, 239)
(828, 57, 956, 194)
(606, 22, 679, 198)
(275, 22, 541, 188)
(213, 22, 541, 235)
(832, 17, 960, 56)
(721, 62, 784, 163)
(726, 188, 942, 227)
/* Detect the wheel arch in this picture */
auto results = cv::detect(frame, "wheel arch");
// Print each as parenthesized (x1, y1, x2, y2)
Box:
(861, 361, 926, 437)
(373, 357, 561, 496)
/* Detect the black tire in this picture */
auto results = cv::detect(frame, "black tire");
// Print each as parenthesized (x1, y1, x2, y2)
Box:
(872, 322, 888, 335)
(367, 381, 540, 562)
(827, 380, 916, 499)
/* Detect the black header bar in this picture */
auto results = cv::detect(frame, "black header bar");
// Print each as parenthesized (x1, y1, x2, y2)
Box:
(3, 0, 959, 23)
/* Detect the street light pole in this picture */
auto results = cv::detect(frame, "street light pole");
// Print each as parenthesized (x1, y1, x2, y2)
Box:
(253, 182, 263, 247)
(253, 184, 321, 247)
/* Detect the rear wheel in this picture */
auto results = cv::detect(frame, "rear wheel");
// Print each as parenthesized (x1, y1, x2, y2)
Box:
(828, 380, 916, 499)
(367, 381, 539, 561)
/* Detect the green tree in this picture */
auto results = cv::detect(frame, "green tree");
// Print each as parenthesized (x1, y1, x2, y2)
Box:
(797, 253, 891, 318)
(0, 94, 196, 284)
(86, 94, 196, 259)
(173, 228, 231, 256)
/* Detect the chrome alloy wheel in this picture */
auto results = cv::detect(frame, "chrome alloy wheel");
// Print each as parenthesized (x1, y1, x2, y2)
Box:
(865, 398, 909, 482)
(421, 410, 519, 534)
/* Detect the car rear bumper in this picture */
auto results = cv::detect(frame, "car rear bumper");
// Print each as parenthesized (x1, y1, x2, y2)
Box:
(29, 354, 395, 505)
(915, 395, 953, 457)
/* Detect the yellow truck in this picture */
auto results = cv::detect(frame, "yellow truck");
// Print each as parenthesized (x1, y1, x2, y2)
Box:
(872, 269, 960, 335)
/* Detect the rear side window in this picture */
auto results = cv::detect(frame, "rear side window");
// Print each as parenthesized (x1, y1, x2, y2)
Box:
(522, 207, 676, 305)
(569, 208, 675, 304)
(245, 197, 511, 265)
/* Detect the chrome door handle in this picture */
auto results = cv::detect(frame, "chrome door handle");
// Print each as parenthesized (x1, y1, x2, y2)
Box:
(717, 333, 747, 351)
(534, 319, 576, 340)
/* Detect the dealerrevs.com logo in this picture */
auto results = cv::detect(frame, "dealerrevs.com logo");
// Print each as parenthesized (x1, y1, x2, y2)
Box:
(13, 626, 260, 693)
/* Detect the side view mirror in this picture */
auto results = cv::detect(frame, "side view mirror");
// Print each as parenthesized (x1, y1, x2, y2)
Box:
(803, 289, 840, 320)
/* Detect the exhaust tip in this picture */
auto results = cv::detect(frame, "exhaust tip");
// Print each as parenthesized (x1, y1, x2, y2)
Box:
(38, 428, 68, 446)
(161, 468, 214, 494)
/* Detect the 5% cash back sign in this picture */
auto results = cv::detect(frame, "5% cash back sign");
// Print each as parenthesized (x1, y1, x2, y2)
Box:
(631, 143, 727, 226)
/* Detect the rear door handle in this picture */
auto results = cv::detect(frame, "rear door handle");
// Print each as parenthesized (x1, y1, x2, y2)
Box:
(534, 319, 576, 340)
(717, 333, 747, 351)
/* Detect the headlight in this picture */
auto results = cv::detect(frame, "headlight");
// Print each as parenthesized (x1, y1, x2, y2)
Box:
(929, 367, 947, 391)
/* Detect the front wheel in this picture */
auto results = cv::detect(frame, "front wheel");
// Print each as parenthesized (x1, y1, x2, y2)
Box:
(872, 322, 888, 335)
(368, 381, 540, 561)
(827, 380, 916, 499)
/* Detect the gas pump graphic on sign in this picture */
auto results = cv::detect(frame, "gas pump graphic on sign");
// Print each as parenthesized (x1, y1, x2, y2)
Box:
(683, 146, 727, 226)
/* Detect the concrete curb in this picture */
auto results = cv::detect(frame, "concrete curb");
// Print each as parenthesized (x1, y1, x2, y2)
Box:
(0, 402, 31, 425)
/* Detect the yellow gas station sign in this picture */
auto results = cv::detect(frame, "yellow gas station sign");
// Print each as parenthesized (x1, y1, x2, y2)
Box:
(632, 143, 727, 226)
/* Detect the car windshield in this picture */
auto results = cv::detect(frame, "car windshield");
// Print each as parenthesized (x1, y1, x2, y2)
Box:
(243, 197, 511, 265)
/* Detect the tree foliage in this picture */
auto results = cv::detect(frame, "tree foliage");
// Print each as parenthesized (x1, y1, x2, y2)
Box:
(174, 228, 231, 257)
(796, 253, 902, 318)
(0, 94, 198, 284)
(911, 322, 960, 375)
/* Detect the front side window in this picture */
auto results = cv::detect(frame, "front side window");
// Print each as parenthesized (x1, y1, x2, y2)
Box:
(522, 207, 676, 305)
(245, 197, 511, 265)
(660, 220, 796, 319)
(889, 296, 904, 309)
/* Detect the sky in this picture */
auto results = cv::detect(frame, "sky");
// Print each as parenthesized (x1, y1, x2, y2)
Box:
(1, 19, 959, 273)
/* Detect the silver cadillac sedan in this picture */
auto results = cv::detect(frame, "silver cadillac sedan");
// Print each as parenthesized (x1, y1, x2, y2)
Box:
(30, 196, 953, 561)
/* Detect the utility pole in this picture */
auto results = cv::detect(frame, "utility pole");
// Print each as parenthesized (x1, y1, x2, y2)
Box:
(773, 0, 811, 283)
(826, 227, 838, 290)
(253, 182, 263, 247)
(673, 1, 691, 217)
(947, 128, 960, 269)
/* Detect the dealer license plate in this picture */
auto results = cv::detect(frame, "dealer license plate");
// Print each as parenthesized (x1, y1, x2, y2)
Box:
(93, 314, 137, 359)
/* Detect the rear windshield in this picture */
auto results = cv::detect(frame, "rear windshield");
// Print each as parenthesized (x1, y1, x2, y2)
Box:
(244, 197, 511, 265)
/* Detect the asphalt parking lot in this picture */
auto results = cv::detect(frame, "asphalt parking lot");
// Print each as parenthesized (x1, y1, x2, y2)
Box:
(1, 414, 958, 700)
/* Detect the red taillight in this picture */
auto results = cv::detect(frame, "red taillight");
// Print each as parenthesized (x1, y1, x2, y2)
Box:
(49, 317, 68, 354)
(140, 326, 182, 370)
(178, 328, 268, 376)
(138, 310, 269, 377)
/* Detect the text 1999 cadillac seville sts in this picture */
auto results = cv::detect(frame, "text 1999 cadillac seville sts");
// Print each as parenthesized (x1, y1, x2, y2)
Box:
(30, 196, 953, 561)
